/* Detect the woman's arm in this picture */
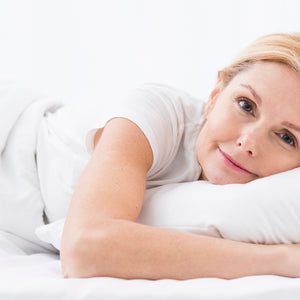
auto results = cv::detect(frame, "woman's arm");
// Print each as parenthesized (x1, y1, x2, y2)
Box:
(64, 218, 289, 280)
(60, 117, 289, 280)
(60, 117, 153, 277)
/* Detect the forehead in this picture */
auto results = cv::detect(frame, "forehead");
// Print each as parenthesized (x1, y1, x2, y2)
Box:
(222, 62, 300, 123)
(227, 62, 300, 104)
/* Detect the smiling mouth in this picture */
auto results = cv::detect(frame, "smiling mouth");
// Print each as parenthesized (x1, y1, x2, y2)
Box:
(218, 148, 253, 175)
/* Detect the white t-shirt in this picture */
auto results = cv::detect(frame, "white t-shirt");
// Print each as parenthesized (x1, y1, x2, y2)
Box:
(36, 82, 205, 222)
(85, 83, 205, 188)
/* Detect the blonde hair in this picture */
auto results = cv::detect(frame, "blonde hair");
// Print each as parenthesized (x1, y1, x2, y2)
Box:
(218, 32, 300, 87)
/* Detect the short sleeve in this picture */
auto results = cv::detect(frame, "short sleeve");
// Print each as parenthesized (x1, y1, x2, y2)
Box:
(84, 83, 186, 178)
(85, 128, 98, 156)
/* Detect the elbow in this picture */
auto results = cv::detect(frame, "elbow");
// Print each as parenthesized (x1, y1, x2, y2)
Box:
(60, 231, 83, 279)
(60, 226, 111, 279)
(60, 248, 81, 279)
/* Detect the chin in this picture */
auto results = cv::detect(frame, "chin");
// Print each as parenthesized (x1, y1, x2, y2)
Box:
(204, 171, 254, 185)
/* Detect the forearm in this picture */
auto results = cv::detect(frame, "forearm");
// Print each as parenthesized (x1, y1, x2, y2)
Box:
(63, 219, 286, 280)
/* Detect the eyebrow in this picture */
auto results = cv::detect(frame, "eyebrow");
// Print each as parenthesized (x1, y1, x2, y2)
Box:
(239, 84, 300, 134)
(281, 121, 300, 133)
(240, 84, 300, 133)
(240, 84, 262, 105)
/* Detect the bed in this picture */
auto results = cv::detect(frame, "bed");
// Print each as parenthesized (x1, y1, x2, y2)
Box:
(2, 83, 300, 300)
(1, 229, 300, 300)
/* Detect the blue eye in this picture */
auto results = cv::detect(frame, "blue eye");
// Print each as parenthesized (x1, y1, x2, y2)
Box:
(238, 98, 254, 114)
(279, 132, 296, 147)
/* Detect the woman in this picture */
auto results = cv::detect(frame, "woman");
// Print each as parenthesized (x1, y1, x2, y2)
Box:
(60, 32, 300, 279)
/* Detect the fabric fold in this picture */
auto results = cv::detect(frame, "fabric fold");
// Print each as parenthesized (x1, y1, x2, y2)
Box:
(0, 83, 63, 250)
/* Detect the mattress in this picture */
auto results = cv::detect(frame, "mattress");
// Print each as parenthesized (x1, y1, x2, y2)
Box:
(0, 230, 299, 300)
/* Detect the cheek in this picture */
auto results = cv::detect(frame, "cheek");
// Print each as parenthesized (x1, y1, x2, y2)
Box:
(196, 116, 223, 162)
(202, 110, 234, 142)
(196, 106, 239, 165)
(263, 153, 300, 176)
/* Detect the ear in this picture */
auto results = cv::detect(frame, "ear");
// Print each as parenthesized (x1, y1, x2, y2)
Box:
(204, 78, 224, 118)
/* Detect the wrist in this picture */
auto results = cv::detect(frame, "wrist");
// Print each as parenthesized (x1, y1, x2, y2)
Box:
(263, 244, 288, 276)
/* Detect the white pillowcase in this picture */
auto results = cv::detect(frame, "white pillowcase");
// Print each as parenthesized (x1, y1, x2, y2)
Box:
(35, 167, 300, 251)
(138, 167, 300, 244)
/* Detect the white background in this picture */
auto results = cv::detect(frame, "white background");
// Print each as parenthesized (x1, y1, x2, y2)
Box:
(0, 0, 299, 105)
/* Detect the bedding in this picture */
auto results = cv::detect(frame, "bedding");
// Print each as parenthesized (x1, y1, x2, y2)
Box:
(2, 84, 300, 299)
(137, 167, 300, 245)
(0, 83, 63, 250)
(36, 165, 300, 251)
(1, 229, 300, 300)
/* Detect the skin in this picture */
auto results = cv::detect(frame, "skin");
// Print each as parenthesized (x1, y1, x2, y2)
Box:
(197, 61, 300, 185)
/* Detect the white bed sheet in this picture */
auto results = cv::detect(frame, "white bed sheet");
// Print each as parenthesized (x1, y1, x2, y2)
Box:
(0, 231, 299, 300)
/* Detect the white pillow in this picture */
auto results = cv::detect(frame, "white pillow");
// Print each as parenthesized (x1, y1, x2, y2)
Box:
(35, 167, 300, 251)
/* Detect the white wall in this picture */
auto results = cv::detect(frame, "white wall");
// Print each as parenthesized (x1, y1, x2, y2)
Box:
(0, 0, 300, 105)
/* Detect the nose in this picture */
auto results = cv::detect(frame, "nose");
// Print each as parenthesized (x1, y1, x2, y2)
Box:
(236, 126, 262, 157)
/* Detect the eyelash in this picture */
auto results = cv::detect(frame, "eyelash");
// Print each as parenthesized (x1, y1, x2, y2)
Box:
(236, 97, 297, 148)
(237, 97, 255, 115)
(277, 132, 297, 147)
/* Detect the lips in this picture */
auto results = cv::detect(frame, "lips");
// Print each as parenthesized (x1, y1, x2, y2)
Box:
(218, 147, 253, 175)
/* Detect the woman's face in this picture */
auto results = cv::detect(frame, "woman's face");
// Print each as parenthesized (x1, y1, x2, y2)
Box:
(197, 61, 300, 185)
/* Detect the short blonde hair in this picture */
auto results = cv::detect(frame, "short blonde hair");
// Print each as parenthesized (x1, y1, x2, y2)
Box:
(219, 32, 300, 86)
